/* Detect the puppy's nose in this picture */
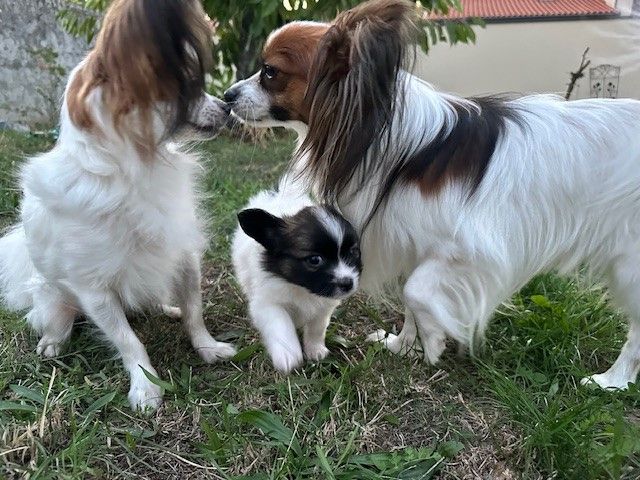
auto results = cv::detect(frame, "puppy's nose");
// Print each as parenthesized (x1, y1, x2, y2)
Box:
(223, 87, 239, 104)
(336, 277, 354, 292)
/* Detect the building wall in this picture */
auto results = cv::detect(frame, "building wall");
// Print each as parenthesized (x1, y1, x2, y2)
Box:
(0, 0, 88, 128)
(415, 18, 640, 100)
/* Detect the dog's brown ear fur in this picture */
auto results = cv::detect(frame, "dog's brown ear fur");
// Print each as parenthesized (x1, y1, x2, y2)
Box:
(299, 0, 419, 209)
(67, 0, 212, 149)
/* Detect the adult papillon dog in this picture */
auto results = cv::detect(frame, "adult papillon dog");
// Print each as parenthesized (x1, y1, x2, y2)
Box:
(225, 0, 640, 390)
(0, 0, 236, 411)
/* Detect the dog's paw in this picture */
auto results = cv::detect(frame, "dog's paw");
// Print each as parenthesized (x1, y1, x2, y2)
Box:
(366, 329, 390, 344)
(365, 329, 419, 358)
(580, 373, 631, 391)
(195, 336, 237, 363)
(128, 380, 163, 412)
(270, 344, 304, 374)
(159, 304, 182, 319)
(421, 332, 446, 365)
(36, 337, 63, 358)
(304, 342, 330, 362)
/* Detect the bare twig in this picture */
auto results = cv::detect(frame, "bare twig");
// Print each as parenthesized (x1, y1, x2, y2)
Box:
(565, 47, 591, 100)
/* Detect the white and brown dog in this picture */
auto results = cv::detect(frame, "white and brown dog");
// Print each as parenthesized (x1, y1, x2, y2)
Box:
(0, 0, 236, 411)
(225, 0, 640, 390)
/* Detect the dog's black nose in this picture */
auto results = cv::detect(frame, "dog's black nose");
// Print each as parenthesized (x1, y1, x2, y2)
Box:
(336, 277, 354, 292)
(224, 87, 239, 104)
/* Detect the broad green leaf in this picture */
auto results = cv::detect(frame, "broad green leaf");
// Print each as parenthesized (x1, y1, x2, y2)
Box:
(531, 294, 552, 308)
(9, 384, 45, 404)
(237, 409, 301, 456)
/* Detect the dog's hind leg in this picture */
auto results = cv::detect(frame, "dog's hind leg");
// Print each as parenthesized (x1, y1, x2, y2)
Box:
(27, 285, 76, 358)
(582, 252, 640, 390)
(402, 257, 501, 365)
(174, 253, 237, 363)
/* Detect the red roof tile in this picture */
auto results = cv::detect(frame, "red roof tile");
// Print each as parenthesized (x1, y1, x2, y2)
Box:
(431, 0, 618, 20)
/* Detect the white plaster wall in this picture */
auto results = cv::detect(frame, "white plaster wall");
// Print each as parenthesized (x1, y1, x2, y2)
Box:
(415, 18, 640, 100)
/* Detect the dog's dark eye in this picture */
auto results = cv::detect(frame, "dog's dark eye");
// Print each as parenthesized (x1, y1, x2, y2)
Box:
(305, 255, 324, 268)
(262, 64, 278, 80)
(350, 245, 361, 258)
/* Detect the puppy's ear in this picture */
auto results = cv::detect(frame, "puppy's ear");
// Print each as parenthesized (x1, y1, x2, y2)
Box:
(237, 209, 286, 252)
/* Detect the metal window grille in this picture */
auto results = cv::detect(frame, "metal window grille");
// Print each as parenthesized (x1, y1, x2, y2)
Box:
(589, 64, 621, 99)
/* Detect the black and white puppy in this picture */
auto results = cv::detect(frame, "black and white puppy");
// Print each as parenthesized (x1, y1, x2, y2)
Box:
(232, 179, 361, 372)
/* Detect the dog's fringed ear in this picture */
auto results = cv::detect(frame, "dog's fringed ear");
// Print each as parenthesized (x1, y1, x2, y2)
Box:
(300, 0, 419, 206)
(238, 209, 286, 252)
(308, 0, 417, 84)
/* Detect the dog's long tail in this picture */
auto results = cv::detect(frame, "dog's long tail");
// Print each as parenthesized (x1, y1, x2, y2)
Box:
(0, 224, 36, 311)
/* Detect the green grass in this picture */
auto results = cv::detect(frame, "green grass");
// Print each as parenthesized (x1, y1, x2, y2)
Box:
(1, 129, 639, 479)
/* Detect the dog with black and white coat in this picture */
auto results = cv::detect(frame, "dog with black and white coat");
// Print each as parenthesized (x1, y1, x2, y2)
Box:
(232, 178, 361, 373)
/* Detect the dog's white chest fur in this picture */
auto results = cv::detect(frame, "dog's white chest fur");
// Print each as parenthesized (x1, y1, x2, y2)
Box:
(19, 143, 205, 309)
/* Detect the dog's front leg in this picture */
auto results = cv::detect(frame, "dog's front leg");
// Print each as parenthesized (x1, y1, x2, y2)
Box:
(250, 301, 303, 373)
(74, 288, 162, 411)
(174, 253, 237, 363)
(302, 307, 332, 362)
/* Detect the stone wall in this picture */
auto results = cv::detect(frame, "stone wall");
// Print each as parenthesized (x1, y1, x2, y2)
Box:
(0, 0, 88, 129)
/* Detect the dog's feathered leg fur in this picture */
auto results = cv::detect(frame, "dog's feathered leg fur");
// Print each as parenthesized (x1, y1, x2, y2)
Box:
(583, 252, 640, 389)
(173, 253, 237, 363)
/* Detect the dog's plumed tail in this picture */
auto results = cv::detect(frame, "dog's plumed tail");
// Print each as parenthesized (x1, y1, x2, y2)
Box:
(0, 225, 36, 311)
(299, 0, 418, 207)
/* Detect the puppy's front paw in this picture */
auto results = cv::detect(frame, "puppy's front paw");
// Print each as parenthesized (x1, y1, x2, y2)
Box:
(304, 342, 330, 362)
(195, 335, 237, 363)
(269, 343, 304, 374)
(128, 380, 163, 413)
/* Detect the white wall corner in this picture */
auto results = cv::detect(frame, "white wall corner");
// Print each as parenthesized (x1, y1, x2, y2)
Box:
(613, 0, 634, 16)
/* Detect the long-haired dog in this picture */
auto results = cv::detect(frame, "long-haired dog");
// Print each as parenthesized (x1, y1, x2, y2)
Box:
(0, 0, 236, 411)
(225, 0, 640, 389)
(232, 177, 361, 373)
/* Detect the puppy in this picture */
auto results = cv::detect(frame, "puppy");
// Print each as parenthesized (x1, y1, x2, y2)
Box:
(0, 0, 236, 411)
(226, 0, 640, 390)
(232, 178, 361, 373)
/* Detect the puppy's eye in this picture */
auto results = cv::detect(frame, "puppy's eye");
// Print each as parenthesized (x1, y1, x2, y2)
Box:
(262, 64, 278, 80)
(305, 255, 324, 268)
(350, 245, 361, 258)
